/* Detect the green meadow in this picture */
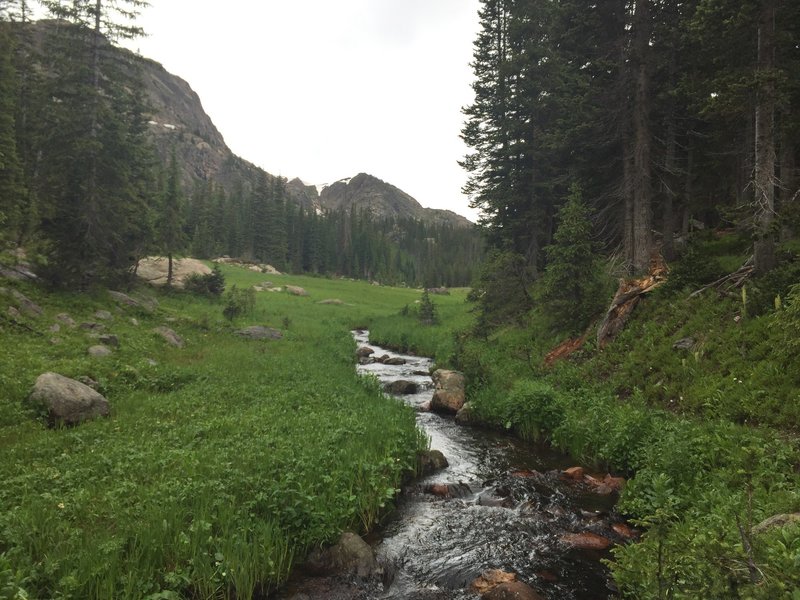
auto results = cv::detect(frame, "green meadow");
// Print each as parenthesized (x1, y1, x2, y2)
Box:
(0, 265, 431, 599)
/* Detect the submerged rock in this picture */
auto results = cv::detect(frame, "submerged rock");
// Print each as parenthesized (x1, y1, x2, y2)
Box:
(27, 372, 110, 426)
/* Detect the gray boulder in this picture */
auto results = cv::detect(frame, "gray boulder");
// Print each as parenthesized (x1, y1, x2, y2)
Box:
(418, 449, 449, 475)
(430, 369, 466, 414)
(154, 326, 184, 348)
(286, 285, 309, 297)
(56, 313, 77, 328)
(455, 401, 474, 425)
(27, 372, 110, 426)
(11, 290, 43, 317)
(356, 346, 375, 358)
(303, 532, 378, 579)
(384, 380, 419, 395)
(88, 345, 112, 357)
(235, 326, 283, 340)
(672, 337, 695, 351)
(94, 310, 113, 320)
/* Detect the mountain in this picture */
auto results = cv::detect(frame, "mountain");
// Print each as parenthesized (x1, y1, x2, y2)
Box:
(317, 174, 472, 228)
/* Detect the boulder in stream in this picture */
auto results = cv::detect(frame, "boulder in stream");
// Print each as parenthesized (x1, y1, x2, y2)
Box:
(483, 581, 544, 600)
(430, 369, 466, 414)
(418, 449, 448, 474)
(560, 531, 612, 551)
(303, 532, 378, 579)
(384, 380, 418, 395)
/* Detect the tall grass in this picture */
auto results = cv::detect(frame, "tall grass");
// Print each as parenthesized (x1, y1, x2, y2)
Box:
(0, 267, 428, 599)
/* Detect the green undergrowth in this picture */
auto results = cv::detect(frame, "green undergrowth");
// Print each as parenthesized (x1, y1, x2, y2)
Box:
(0, 266, 427, 599)
(371, 257, 800, 598)
(368, 287, 474, 365)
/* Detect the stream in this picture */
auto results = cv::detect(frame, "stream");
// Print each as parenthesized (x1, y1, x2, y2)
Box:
(278, 332, 625, 600)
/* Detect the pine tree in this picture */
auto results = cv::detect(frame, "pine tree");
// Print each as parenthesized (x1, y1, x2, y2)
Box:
(536, 184, 606, 333)
(159, 148, 184, 285)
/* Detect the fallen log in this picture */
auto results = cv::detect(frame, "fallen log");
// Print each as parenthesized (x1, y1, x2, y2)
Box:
(596, 253, 668, 349)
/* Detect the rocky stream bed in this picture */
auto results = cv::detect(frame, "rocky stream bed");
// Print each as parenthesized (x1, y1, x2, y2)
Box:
(275, 332, 636, 600)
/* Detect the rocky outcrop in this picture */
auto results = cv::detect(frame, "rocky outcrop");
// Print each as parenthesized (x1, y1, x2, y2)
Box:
(136, 257, 211, 288)
(430, 369, 466, 414)
(27, 372, 110, 426)
(319, 173, 471, 228)
(303, 532, 378, 579)
(753, 513, 800, 534)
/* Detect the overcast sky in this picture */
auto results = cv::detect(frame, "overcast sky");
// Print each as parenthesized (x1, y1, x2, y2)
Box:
(123, 0, 482, 221)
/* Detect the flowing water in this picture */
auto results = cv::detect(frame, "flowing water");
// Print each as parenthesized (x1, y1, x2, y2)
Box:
(278, 332, 626, 599)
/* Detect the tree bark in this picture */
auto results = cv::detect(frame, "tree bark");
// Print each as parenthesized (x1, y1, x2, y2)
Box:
(753, 0, 777, 274)
(629, 0, 653, 274)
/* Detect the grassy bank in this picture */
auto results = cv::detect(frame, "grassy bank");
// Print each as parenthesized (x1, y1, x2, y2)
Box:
(0, 266, 428, 599)
(372, 270, 800, 598)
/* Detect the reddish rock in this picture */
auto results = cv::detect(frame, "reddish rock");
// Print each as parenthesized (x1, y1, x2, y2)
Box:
(612, 522, 639, 539)
(471, 570, 516, 595)
(603, 474, 626, 491)
(426, 483, 450, 498)
(562, 466, 584, 480)
(560, 532, 613, 551)
(484, 581, 544, 600)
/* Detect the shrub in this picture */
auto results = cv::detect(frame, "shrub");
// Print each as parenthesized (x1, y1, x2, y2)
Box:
(184, 265, 225, 297)
(222, 285, 255, 321)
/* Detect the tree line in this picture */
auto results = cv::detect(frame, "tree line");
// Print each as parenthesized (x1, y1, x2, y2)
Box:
(0, 1, 482, 288)
(463, 0, 799, 328)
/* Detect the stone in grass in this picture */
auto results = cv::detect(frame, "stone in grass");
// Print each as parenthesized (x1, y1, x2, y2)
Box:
(88, 345, 112, 357)
(303, 532, 377, 579)
(153, 326, 184, 348)
(286, 285, 309, 297)
(56, 313, 77, 328)
(11, 290, 43, 317)
(235, 326, 283, 340)
(27, 372, 110, 427)
(94, 309, 113, 320)
(98, 334, 120, 347)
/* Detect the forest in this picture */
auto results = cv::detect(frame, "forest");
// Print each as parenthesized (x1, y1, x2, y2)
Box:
(0, 1, 482, 289)
(463, 0, 800, 328)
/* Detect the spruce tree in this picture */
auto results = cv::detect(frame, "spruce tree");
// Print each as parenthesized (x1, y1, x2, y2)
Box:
(536, 184, 606, 333)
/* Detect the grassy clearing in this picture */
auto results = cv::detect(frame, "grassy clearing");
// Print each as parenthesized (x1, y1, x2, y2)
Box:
(0, 266, 428, 599)
(368, 288, 474, 365)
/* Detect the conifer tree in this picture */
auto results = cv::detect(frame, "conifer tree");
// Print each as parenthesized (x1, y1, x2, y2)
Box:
(536, 184, 606, 333)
